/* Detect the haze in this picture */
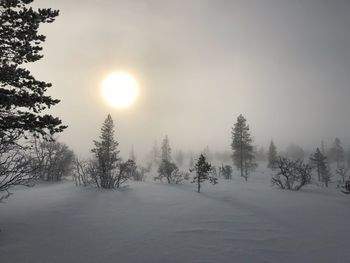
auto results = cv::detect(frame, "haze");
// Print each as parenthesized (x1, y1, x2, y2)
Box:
(31, 0, 350, 159)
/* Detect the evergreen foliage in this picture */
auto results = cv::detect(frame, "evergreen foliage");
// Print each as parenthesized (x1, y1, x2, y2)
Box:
(329, 138, 344, 168)
(0, 0, 66, 141)
(267, 140, 278, 169)
(161, 135, 171, 162)
(192, 154, 217, 193)
(310, 148, 331, 186)
(91, 114, 121, 189)
(231, 114, 257, 180)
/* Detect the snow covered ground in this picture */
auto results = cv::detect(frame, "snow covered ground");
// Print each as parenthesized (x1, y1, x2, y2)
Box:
(1, 168, 350, 263)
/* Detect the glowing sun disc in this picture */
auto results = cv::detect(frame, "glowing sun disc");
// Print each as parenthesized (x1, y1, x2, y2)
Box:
(102, 72, 138, 108)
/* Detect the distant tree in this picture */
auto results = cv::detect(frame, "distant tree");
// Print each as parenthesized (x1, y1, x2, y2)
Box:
(220, 165, 233, 179)
(191, 154, 217, 193)
(267, 140, 278, 169)
(0, 0, 65, 200)
(30, 139, 74, 181)
(155, 159, 181, 184)
(231, 114, 257, 180)
(255, 146, 266, 162)
(161, 135, 171, 162)
(151, 140, 161, 166)
(336, 166, 349, 184)
(285, 144, 305, 160)
(175, 150, 184, 167)
(91, 114, 121, 189)
(329, 138, 344, 168)
(310, 148, 328, 182)
(272, 157, 312, 191)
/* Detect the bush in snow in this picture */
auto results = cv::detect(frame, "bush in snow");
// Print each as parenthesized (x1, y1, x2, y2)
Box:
(155, 159, 186, 184)
(271, 157, 312, 191)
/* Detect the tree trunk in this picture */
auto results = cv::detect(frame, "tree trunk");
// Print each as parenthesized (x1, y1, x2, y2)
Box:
(197, 176, 200, 193)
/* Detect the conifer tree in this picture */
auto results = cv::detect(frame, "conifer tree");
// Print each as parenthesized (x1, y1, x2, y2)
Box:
(330, 138, 344, 168)
(267, 140, 278, 169)
(91, 114, 120, 189)
(192, 154, 217, 193)
(231, 114, 256, 180)
(1, 0, 65, 200)
(310, 148, 331, 186)
(0, 0, 66, 141)
(161, 135, 171, 162)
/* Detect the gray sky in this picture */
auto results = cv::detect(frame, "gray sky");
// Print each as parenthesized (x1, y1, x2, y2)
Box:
(31, 0, 350, 159)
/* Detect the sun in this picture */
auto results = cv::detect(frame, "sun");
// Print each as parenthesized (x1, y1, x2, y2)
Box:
(102, 72, 138, 108)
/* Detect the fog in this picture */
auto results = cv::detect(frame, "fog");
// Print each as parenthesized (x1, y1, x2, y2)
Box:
(31, 0, 350, 159)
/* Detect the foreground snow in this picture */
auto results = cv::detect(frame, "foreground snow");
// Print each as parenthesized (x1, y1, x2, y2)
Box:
(1, 174, 350, 263)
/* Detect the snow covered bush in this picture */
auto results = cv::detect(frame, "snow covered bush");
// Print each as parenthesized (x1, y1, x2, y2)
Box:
(271, 157, 312, 191)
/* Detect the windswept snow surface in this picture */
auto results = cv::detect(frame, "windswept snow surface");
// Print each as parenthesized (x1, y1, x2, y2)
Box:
(1, 173, 350, 263)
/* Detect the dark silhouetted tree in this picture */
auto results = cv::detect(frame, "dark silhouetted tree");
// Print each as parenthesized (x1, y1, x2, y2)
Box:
(0, 0, 66, 141)
(272, 157, 312, 191)
(31, 139, 74, 181)
(191, 154, 217, 193)
(91, 114, 120, 189)
(310, 148, 328, 182)
(0, 1, 65, 199)
(231, 114, 257, 180)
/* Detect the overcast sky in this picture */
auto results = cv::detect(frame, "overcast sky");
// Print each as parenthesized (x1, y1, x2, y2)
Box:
(30, 0, 350, 159)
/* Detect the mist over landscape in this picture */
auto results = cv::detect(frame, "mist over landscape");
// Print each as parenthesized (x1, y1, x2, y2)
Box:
(29, 0, 350, 159)
(1, 1, 350, 263)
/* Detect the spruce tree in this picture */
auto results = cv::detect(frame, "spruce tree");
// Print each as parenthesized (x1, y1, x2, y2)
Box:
(161, 135, 171, 162)
(192, 154, 217, 193)
(330, 138, 344, 168)
(91, 114, 120, 189)
(267, 140, 278, 169)
(0, 0, 66, 141)
(231, 114, 256, 180)
(310, 148, 331, 186)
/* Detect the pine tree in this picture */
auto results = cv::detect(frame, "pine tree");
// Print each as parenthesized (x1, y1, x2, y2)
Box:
(91, 114, 120, 189)
(310, 148, 331, 187)
(231, 114, 256, 180)
(0, 0, 66, 141)
(191, 154, 217, 193)
(330, 138, 344, 168)
(267, 140, 278, 169)
(161, 135, 171, 162)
